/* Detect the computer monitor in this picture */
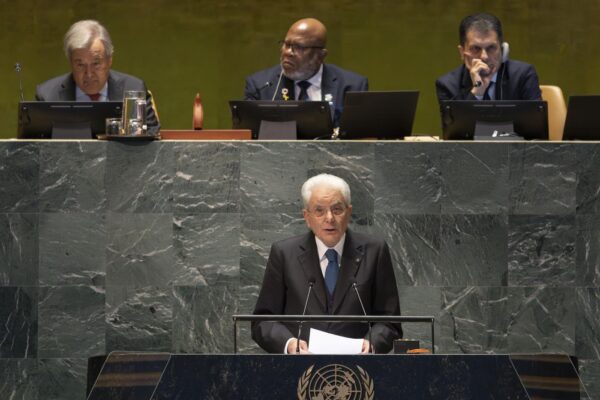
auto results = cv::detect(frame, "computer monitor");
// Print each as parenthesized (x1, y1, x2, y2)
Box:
(338, 91, 419, 139)
(440, 100, 548, 140)
(229, 100, 333, 140)
(563, 95, 600, 140)
(17, 101, 122, 139)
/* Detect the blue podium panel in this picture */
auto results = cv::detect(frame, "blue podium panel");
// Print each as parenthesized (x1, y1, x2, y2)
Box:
(88, 353, 589, 399)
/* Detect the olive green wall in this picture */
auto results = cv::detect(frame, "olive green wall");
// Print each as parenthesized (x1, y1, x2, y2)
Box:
(2, 0, 600, 138)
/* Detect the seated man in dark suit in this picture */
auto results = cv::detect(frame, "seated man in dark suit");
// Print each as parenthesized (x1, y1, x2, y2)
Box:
(252, 173, 402, 354)
(436, 13, 541, 102)
(35, 20, 160, 134)
(244, 18, 368, 128)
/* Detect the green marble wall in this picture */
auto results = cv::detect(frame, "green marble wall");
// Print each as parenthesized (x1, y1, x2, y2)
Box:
(1, 0, 600, 138)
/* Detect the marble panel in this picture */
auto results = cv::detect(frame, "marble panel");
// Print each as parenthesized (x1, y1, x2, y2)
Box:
(0, 287, 37, 358)
(506, 287, 575, 354)
(105, 141, 174, 213)
(39, 142, 107, 212)
(37, 358, 87, 400)
(39, 213, 106, 286)
(374, 214, 440, 286)
(0, 142, 39, 212)
(576, 288, 600, 360)
(577, 214, 600, 287)
(441, 143, 509, 214)
(306, 141, 375, 215)
(397, 286, 442, 352)
(439, 214, 508, 286)
(106, 213, 176, 288)
(0, 359, 38, 400)
(240, 142, 309, 214)
(106, 286, 173, 352)
(172, 142, 240, 213)
(172, 213, 240, 286)
(508, 215, 576, 286)
(437, 287, 510, 353)
(576, 145, 600, 215)
(172, 285, 238, 354)
(0, 213, 38, 286)
(239, 212, 307, 290)
(579, 359, 600, 399)
(509, 143, 577, 214)
(374, 142, 441, 214)
(38, 285, 105, 358)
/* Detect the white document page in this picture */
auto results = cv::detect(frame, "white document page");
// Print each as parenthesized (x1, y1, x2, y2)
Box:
(308, 328, 363, 354)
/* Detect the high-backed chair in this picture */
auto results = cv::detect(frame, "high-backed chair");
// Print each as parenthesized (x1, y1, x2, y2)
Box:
(540, 85, 566, 141)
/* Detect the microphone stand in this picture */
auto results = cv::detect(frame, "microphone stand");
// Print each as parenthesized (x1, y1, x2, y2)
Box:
(296, 282, 314, 353)
(352, 283, 373, 354)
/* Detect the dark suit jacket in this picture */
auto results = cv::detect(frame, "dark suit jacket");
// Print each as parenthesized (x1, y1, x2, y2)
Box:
(252, 230, 402, 354)
(35, 70, 160, 134)
(435, 59, 542, 103)
(243, 63, 368, 127)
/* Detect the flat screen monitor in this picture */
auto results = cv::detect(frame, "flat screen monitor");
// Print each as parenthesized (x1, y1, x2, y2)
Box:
(563, 95, 600, 140)
(440, 100, 548, 140)
(229, 100, 333, 140)
(338, 91, 419, 139)
(17, 101, 122, 139)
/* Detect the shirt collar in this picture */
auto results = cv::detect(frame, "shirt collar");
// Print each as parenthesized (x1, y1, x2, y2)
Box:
(75, 82, 109, 101)
(315, 233, 346, 261)
(297, 64, 323, 89)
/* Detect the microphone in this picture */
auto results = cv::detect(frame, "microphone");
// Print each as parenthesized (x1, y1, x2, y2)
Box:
(256, 81, 272, 95)
(296, 278, 316, 353)
(352, 281, 373, 354)
(15, 62, 25, 102)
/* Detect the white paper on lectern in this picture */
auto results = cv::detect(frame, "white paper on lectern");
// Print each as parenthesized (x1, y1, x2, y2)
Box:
(308, 328, 363, 354)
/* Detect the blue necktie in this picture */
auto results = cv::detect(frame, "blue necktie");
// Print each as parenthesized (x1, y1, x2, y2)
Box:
(324, 249, 339, 296)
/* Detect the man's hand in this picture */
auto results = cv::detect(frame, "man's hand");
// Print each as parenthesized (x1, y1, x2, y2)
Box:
(361, 339, 372, 354)
(287, 339, 310, 354)
(469, 58, 492, 97)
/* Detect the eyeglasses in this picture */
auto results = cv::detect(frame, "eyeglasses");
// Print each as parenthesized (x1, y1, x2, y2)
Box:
(307, 205, 347, 217)
(279, 40, 324, 53)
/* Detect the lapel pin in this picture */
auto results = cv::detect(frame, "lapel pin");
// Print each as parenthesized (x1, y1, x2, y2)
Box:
(281, 88, 289, 101)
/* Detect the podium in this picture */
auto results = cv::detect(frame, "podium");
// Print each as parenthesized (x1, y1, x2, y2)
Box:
(87, 352, 589, 399)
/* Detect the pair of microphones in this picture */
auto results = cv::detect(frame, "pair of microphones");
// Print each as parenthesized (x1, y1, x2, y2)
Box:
(15, 62, 25, 102)
(295, 275, 373, 354)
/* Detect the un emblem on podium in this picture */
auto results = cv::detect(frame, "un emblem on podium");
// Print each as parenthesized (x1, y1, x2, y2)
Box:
(297, 364, 374, 400)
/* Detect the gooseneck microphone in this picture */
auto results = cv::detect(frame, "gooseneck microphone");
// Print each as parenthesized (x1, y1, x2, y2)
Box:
(15, 62, 25, 102)
(256, 81, 272, 97)
(352, 282, 373, 354)
(271, 66, 285, 101)
(296, 278, 315, 353)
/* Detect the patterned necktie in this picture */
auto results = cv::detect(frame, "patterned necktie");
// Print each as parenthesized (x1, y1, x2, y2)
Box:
(297, 81, 311, 101)
(88, 93, 101, 101)
(324, 249, 339, 296)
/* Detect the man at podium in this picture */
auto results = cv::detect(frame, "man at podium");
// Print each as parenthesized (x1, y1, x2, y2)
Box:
(252, 174, 402, 354)
(243, 18, 368, 127)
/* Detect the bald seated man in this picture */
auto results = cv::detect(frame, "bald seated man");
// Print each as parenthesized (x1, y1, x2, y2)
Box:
(244, 18, 368, 128)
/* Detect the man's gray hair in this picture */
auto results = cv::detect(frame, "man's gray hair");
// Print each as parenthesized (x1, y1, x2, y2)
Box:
(63, 20, 114, 60)
(301, 173, 351, 207)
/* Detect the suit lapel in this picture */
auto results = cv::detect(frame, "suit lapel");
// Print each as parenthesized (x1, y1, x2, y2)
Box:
(332, 230, 364, 313)
(107, 72, 124, 101)
(58, 75, 77, 100)
(297, 232, 327, 311)
(321, 64, 338, 105)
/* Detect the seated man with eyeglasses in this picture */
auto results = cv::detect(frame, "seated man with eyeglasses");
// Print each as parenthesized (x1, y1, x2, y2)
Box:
(243, 18, 368, 128)
(252, 173, 402, 354)
(35, 19, 160, 134)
